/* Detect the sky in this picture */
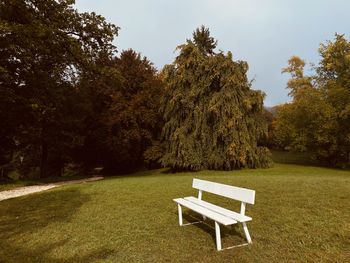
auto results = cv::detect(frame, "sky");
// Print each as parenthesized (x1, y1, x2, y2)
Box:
(74, 0, 349, 106)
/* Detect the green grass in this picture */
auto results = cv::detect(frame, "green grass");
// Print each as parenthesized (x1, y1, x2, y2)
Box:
(0, 164, 349, 262)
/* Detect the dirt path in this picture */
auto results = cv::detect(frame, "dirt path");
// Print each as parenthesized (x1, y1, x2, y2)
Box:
(0, 177, 104, 202)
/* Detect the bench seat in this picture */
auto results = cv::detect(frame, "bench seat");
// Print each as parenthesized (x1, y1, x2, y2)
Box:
(183, 196, 252, 223)
(174, 198, 237, 226)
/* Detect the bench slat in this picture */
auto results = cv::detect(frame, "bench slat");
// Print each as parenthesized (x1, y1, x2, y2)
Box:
(173, 198, 237, 226)
(184, 196, 252, 222)
(193, 178, 255, 204)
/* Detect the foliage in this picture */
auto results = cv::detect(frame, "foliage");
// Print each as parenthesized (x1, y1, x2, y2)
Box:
(160, 27, 272, 170)
(281, 56, 313, 96)
(97, 50, 164, 172)
(191, 25, 217, 55)
(274, 34, 350, 166)
(259, 107, 276, 148)
(317, 34, 350, 165)
(71, 54, 122, 172)
(0, 0, 118, 177)
(274, 88, 336, 153)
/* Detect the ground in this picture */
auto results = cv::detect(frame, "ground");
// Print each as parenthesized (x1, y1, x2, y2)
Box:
(0, 177, 103, 201)
(0, 162, 349, 262)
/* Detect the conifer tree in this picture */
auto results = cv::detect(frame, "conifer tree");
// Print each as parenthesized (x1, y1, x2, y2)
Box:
(160, 27, 272, 170)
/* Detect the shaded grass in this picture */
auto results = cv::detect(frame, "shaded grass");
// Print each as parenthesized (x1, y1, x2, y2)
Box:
(0, 164, 349, 262)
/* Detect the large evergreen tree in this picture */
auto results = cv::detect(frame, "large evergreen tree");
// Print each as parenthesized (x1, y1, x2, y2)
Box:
(160, 27, 271, 170)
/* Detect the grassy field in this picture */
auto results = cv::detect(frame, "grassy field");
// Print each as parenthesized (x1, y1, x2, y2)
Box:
(0, 164, 349, 262)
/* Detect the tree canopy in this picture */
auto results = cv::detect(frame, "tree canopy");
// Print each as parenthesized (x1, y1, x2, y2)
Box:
(1, 1, 348, 180)
(274, 34, 350, 166)
(160, 27, 272, 170)
(96, 50, 164, 173)
(191, 25, 217, 55)
(0, 0, 118, 177)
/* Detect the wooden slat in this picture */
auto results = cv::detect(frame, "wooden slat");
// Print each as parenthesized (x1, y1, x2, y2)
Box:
(173, 198, 237, 226)
(192, 178, 255, 204)
(184, 196, 252, 222)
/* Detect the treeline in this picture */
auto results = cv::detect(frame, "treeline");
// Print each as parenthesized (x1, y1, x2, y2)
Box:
(2, 1, 348, 180)
(268, 35, 350, 167)
(0, 0, 165, 178)
(0, 0, 271, 179)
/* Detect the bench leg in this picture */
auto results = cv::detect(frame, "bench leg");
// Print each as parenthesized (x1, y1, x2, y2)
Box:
(242, 222, 252, 244)
(178, 204, 183, 226)
(215, 221, 222, 251)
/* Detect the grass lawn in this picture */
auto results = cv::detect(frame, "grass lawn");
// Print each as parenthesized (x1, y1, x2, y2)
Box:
(0, 164, 349, 262)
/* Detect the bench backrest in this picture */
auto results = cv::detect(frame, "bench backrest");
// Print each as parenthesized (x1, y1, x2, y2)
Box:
(192, 178, 255, 205)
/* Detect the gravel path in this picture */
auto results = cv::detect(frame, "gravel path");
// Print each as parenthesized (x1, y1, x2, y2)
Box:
(0, 177, 104, 201)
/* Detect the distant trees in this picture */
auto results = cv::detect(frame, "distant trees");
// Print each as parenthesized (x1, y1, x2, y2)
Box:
(160, 27, 272, 170)
(274, 34, 350, 166)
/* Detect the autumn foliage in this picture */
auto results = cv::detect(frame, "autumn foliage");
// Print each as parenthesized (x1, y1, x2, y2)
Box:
(1, 1, 348, 179)
(274, 34, 350, 166)
(160, 27, 272, 170)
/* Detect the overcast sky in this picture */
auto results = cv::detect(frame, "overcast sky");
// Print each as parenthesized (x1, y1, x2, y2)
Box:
(74, 0, 349, 106)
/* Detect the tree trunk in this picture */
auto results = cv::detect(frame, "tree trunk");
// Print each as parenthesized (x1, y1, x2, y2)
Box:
(0, 167, 11, 181)
(40, 142, 48, 178)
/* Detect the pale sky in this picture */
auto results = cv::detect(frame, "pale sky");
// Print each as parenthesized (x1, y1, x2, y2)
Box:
(75, 0, 349, 106)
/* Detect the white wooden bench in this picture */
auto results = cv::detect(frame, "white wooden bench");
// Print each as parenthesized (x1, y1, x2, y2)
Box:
(173, 178, 255, 251)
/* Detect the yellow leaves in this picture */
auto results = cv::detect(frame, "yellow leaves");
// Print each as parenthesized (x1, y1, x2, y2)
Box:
(227, 119, 234, 129)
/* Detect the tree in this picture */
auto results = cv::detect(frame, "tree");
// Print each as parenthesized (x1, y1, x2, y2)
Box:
(260, 107, 276, 148)
(274, 35, 350, 166)
(81, 49, 164, 173)
(0, 0, 118, 177)
(191, 25, 217, 55)
(317, 34, 350, 164)
(160, 27, 272, 171)
(281, 56, 313, 96)
(274, 89, 336, 156)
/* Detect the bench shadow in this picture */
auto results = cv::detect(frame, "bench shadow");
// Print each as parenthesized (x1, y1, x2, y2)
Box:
(182, 211, 246, 246)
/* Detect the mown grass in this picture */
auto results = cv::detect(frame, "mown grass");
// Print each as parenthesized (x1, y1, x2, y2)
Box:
(0, 164, 349, 262)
